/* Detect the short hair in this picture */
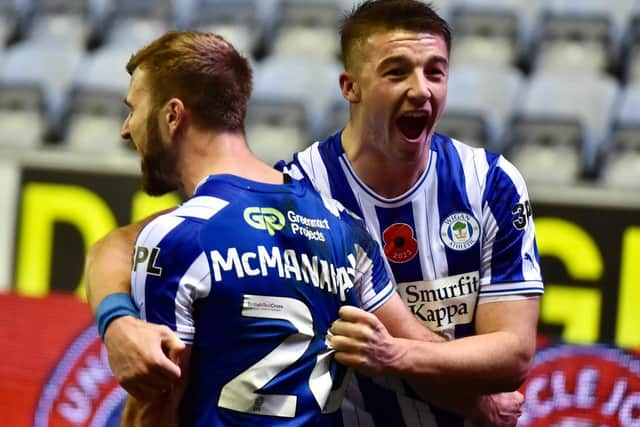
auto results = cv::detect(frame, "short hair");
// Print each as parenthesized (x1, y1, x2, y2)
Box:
(126, 31, 252, 132)
(339, 0, 452, 71)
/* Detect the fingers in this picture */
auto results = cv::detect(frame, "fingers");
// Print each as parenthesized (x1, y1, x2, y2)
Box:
(156, 348, 182, 380)
(513, 391, 524, 406)
(104, 319, 183, 399)
(333, 349, 366, 368)
(327, 331, 366, 354)
(331, 306, 381, 340)
(159, 325, 185, 375)
(338, 305, 377, 324)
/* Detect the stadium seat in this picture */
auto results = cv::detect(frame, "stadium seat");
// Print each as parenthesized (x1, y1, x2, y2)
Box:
(0, 0, 32, 45)
(0, 39, 84, 142)
(504, 71, 620, 184)
(530, 0, 634, 75)
(252, 56, 342, 139)
(0, 0, 16, 45)
(62, 44, 131, 150)
(268, 0, 342, 60)
(621, 4, 640, 83)
(0, 82, 46, 147)
(247, 55, 342, 163)
(64, 87, 128, 152)
(599, 83, 640, 188)
(183, 0, 262, 58)
(99, 0, 173, 49)
(69, 44, 131, 95)
(448, 0, 542, 68)
(26, 0, 89, 48)
(437, 63, 524, 151)
(245, 97, 310, 166)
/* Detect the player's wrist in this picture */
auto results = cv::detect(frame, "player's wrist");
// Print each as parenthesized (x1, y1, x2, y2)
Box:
(95, 292, 140, 341)
(385, 337, 414, 376)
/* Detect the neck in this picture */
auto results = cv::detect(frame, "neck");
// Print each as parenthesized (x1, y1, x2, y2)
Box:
(341, 123, 430, 199)
(177, 128, 283, 196)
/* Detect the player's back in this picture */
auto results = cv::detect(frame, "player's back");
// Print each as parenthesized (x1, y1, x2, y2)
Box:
(132, 174, 393, 427)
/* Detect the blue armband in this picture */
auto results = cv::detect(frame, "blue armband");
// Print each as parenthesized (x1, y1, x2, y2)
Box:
(95, 292, 140, 341)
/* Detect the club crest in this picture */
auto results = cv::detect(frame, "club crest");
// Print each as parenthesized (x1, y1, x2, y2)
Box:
(440, 212, 480, 251)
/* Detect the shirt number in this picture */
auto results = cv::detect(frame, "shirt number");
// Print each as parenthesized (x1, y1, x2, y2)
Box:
(512, 200, 532, 230)
(218, 294, 347, 417)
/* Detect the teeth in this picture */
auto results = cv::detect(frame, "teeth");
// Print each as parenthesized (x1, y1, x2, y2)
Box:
(402, 111, 427, 118)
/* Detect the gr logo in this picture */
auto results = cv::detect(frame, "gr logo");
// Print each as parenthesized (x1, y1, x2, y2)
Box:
(244, 207, 286, 236)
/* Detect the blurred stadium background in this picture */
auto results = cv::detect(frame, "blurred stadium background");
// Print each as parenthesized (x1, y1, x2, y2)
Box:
(0, 0, 639, 426)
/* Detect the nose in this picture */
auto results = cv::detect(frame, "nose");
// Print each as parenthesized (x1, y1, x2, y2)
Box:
(120, 114, 131, 140)
(407, 70, 430, 105)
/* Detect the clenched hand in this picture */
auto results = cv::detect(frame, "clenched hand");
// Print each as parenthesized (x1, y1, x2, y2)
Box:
(104, 316, 185, 399)
(326, 305, 407, 375)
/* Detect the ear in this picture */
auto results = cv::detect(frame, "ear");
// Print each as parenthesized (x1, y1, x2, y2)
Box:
(339, 71, 360, 103)
(164, 98, 186, 139)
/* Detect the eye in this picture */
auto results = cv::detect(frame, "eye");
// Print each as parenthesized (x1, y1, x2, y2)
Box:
(384, 68, 408, 78)
(426, 68, 446, 80)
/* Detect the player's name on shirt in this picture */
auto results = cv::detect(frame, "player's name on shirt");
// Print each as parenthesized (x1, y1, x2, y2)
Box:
(210, 245, 358, 302)
(134, 240, 363, 303)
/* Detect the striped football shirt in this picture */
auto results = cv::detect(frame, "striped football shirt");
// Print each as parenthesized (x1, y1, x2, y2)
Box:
(279, 131, 544, 427)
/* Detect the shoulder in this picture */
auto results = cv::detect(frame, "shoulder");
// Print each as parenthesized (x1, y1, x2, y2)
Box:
(484, 153, 529, 198)
(279, 132, 342, 178)
(432, 133, 493, 169)
(434, 133, 528, 194)
(136, 195, 229, 248)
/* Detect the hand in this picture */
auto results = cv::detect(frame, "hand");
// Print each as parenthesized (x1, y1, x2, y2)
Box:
(327, 306, 407, 376)
(103, 316, 185, 399)
(472, 391, 524, 427)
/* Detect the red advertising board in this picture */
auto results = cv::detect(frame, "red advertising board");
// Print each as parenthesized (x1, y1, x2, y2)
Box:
(0, 292, 123, 427)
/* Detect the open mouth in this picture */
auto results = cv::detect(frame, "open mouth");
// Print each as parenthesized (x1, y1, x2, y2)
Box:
(396, 112, 428, 140)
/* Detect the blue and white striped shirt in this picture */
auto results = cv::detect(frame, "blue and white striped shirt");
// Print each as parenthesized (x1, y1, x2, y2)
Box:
(280, 131, 544, 427)
(131, 174, 394, 426)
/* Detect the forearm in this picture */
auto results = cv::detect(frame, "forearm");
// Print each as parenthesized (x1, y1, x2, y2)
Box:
(390, 329, 532, 394)
(383, 298, 537, 394)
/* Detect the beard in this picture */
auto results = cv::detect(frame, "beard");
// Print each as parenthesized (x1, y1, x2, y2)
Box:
(139, 115, 180, 196)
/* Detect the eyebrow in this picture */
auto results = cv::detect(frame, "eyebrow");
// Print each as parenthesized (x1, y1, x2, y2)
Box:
(377, 55, 409, 71)
(377, 54, 449, 71)
(430, 56, 449, 68)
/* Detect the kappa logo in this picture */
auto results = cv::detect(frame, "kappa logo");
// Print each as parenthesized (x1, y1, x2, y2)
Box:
(519, 344, 640, 427)
(34, 325, 125, 427)
(383, 223, 418, 263)
(244, 207, 286, 236)
(440, 212, 480, 251)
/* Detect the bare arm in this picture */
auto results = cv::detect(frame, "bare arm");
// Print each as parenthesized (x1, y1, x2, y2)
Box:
(85, 221, 145, 313)
(330, 297, 539, 393)
(84, 210, 185, 399)
(329, 295, 535, 424)
(120, 346, 191, 427)
(395, 298, 539, 393)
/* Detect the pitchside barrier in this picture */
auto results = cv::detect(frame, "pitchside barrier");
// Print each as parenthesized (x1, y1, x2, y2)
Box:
(1, 147, 639, 425)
